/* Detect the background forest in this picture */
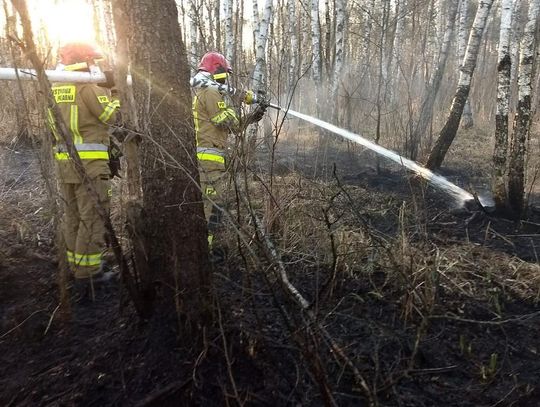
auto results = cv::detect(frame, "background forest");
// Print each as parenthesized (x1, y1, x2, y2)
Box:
(0, 0, 540, 406)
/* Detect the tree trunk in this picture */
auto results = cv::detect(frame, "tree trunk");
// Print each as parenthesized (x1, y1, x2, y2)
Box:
(251, 0, 273, 92)
(507, 0, 540, 217)
(188, 0, 199, 75)
(224, 0, 234, 62)
(287, 0, 298, 98)
(458, 0, 474, 129)
(492, 0, 514, 212)
(120, 0, 211, 328)
(311, 0, 322, 113)
(410, 0, 458, 161)
(426, 0, 494, 170)
(331, 0, 346, 124)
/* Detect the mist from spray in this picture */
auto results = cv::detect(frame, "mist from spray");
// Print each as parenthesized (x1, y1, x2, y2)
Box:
(280, 107, 474, 204)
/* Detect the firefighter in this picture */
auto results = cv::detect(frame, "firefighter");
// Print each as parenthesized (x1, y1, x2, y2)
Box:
(48, 42, 121, 291)
(192, 51, 266, 256)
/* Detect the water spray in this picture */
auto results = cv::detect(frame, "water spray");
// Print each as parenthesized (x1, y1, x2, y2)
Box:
(270, 105, 488, 208)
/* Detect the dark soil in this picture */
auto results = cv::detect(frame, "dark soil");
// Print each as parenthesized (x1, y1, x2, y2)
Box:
(1, 144, 540, 407)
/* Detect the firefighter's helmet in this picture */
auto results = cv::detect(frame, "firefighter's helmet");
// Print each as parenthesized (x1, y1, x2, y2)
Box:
(197, 52, 232, 82)
(59, 42, 104, 71)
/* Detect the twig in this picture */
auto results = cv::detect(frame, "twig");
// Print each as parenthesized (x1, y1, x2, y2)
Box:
(43, 304, 60, 336)
(0, 309, 46, 339)
(429, 311, 540, 325)
(216, 297, 242, 404)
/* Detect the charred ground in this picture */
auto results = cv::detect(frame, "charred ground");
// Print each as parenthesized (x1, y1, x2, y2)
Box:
(1, 136, 539, 406)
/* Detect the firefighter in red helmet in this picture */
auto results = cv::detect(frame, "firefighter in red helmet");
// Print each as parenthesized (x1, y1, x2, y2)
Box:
(192, 51, 266, 258)
(48, 42, 121, 297)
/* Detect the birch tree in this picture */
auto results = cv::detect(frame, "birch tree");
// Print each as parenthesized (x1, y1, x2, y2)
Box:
(492, 0, 514, 212)
(507, 0, 540, 216)
(458, 0, 474, 129)
(251, 0, 273, 92)
(310, 0, 322, 111)
(287, 0, 298, 95)
(331, 0, 346, 124)
(426, 0, 495, 170)
(224, 0, 234, 62)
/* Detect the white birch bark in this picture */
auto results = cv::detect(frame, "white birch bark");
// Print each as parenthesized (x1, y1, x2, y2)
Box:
(251, 0, 273, 91)
(492, 0, 514, 210)
(458, 0, 473, 129)
(510, 0, 522, 85)
(252, 0, 260, 54)
(310, 0, 321, 84)
(331, 0, 346, 123)
(507, 0, 540, 216)
(224, 0, 234, 62)
(426, 0, 495, 170)
(248, 0, 273, 152)
(287, 0, 298, 94)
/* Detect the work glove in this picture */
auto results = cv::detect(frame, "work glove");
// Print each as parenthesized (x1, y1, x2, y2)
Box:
(248, 104, 267, 124)
(111, 124, 129, 142)
(98, 70, 116, 89)
(242, 90, 256, 105)
(108, 139, 123, 178)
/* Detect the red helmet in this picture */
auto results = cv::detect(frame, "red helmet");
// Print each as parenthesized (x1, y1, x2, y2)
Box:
(59, 42, 103, 67)
(197, 52, 232, 80)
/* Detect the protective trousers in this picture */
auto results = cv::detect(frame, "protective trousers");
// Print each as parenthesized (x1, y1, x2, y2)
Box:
(59, 178, 111, 279)
(199, 159, 227, 247)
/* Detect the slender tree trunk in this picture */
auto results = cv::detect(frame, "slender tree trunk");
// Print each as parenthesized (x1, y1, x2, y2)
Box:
(507, 0, 540, 217)
(287, 0, 298, 98)
(331, 0, 346, 124)
(212, 1, 220, 50)
(426, 0, 494, 170)
(188, 0, 199, 75)
(458, 0, 474, 129)
(120, 0, 211, 329)
(224, 0, 234, 62)
(248, 0, 273, 153)
(251, 0, 273, 91)
(492, 0, 514, 212)
(311, 0, 322, 113)
(374, 0, 391, 174)
(410, 0, 459, 160)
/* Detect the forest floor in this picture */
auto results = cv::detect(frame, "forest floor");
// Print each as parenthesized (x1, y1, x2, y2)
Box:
(1, 126, 540, 406)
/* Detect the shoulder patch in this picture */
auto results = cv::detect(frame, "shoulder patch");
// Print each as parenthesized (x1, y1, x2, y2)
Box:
(98, 95, 110, 104)
(52, 85, 76, 103)
(217, 101, 226, 109)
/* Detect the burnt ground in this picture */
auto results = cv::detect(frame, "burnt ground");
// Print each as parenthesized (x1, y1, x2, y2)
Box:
(1, 139, 540, 407)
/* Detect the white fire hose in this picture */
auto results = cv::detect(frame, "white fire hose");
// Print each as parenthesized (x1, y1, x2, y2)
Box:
(0, 66, 133, 85)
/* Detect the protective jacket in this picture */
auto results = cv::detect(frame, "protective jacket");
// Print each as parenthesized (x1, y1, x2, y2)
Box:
(192, 85, 240, 165)
(48, 83, 120, 182)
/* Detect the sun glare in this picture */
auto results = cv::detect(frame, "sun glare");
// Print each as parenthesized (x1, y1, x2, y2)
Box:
(32, 0, 97, 46)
